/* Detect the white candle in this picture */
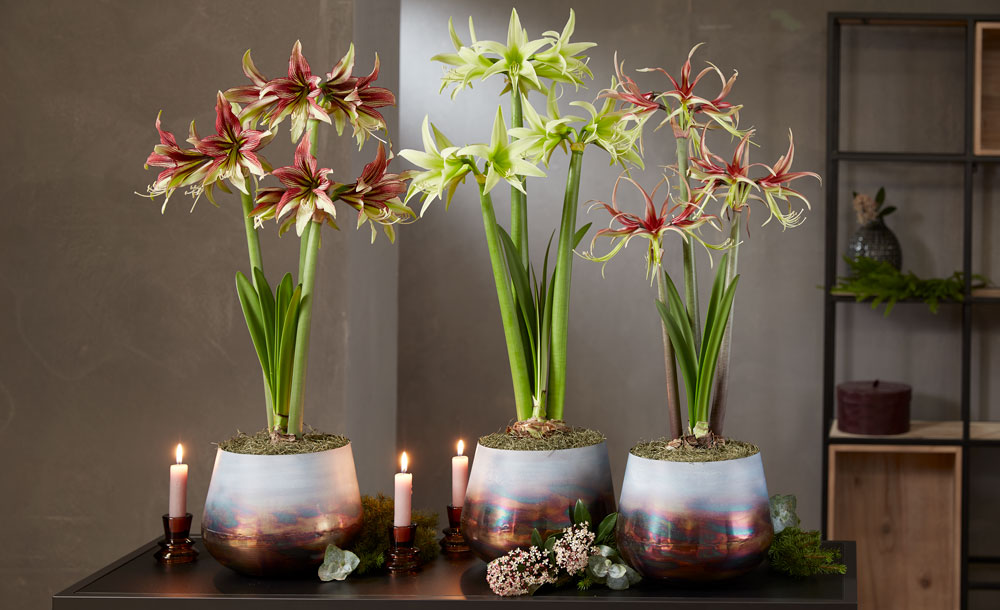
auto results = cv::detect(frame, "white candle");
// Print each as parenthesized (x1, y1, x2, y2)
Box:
(451, 440, 469, 507)
(394, 451, 412, 527)
(168, 444, 188, 518)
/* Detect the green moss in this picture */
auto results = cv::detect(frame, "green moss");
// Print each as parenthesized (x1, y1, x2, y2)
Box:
(218, 428, 349, 455)
(769, 527, 847, 577)
(479, 427, 605, 451)
(630, 438, 759, 462)
(347, 493, 439, 575)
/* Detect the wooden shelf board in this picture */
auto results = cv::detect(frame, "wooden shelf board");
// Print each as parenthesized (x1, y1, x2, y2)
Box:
(830, 419, 962, 441)
(829, 420, 1000, 442)
(975, 23, 1000, 154)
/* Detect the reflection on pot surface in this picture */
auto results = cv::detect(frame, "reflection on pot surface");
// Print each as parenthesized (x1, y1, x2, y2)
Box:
(461, 441, 616, 561)
(202, 443, 362, 576)
(616, 451, 773, 580)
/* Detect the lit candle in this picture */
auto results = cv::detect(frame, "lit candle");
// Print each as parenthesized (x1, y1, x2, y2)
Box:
(452, 440, 469, 507)
(394, 452, 412, 527)
(169, 444, 188, 518)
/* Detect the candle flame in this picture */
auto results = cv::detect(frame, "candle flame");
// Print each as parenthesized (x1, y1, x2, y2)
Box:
(175, 443, 184, 464)
(400, 451, 408, 473)
(457, 439, 464, 456)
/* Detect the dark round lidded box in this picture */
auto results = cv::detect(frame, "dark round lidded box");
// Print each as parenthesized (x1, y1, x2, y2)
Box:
(836, 380, 911, 435)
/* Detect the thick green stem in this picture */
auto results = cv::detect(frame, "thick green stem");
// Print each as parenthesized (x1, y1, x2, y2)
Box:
(656, 256, 683, 440)
(709, 211, 741, 435)
(676, 137, 702, 352)
(479, 183, 533, 421)
(287, 222, 321, 437)
(298, 120, 319, 283)
(239, 189, 272, 430)
(546, 148, 585, 421)
(509, 93, 529, 270)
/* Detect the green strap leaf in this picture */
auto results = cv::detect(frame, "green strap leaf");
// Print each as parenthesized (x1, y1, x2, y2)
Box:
(695, 274, 740, 424)
(572, 222, 592, 249)
(236, 271, 272, 387)
(275, 285, 302, 418)
(498, 225, 538, 364)
(252, 267, 276, 390)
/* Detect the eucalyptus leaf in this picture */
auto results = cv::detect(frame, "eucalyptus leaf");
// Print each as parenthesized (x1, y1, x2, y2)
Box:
(318, 544, 360, 582)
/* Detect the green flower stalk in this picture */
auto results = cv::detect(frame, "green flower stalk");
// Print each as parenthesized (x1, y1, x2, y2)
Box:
(403, 9, 642, 426)
(142, 42, 414, 440)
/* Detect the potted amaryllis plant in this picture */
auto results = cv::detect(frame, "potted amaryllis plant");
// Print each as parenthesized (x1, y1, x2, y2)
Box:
(583, 45, 819, 580)
(140, 41, 414, 576)
(399, 9, 644, 560)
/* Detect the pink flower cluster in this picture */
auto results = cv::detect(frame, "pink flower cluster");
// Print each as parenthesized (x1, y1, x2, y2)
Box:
(552, 523, 596, 576)
(486, 546, 557, 597)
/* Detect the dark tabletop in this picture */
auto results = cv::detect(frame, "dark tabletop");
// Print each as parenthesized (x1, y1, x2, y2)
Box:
(53, 537, 857, 609)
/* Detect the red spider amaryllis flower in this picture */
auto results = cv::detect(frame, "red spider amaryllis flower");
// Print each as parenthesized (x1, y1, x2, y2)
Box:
(321, 45, 395, 147)
(689, 128, 758, 213)
(251, 133, 336, 237)
(599, 53, 660, 115)
(335, 142, 416, 242)
(193, 92, 272, 197)
(584, 174, 722, 276)
(143, 112, 213, 211)
(233, 41, 331, 142)
(638, 43, 739, 136)
(753, 130, 820, 228)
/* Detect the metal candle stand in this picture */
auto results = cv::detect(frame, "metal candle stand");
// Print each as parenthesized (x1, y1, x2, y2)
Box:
(386, 524, 419, 574)
(154, 513, 198, 565)
(440, 505, 469, 554)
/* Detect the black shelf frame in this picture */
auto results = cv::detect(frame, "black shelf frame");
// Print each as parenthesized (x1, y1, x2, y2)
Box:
(822, 12, 1000, 609)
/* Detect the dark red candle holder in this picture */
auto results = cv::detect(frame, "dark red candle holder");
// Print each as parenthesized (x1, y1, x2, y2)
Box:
(386, 524, 419, 574)
(154, 513, 198, 565)
(440, 505, 470, 554)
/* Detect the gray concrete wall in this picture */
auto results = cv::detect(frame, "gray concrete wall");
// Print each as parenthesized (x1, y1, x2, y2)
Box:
(0, 1, 398, 608)
(396, 0, 1000, 551)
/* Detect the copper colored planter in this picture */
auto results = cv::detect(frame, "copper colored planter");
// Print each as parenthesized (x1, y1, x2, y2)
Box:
(201, 444, 362, 576)
(616, 451, 773, 581)
(461, 441, 615, 561)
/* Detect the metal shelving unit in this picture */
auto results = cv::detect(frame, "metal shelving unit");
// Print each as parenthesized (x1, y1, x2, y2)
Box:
(822, 12, 1000, 609)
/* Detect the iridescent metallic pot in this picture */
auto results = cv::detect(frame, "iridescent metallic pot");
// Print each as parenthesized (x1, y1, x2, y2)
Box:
(461, 441, 616, 561)
(202, 443, 362, 576)
(616, 450, 773, 580)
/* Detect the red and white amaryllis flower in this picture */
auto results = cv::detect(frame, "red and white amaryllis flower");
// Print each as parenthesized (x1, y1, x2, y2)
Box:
(335, 142, 415, 242)
(599, 53, 660, 115)
(584, 174, 722, 276)
(753, 130, 820, 227)
(193, 92, 272, 197)
(251, 133, 336, 237)
(321, 45, 395, 147)
(143, 112, 213, 211)
(227, 41, 331, 142)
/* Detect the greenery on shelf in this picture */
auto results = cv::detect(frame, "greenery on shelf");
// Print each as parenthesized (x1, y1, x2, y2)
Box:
(767, 494, 846, 578)
(831, 256, 988, 316)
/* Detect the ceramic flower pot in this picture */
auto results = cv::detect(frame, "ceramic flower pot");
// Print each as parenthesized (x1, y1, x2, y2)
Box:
(847, 217, 902, 270)
(616, 450, 773, 580)
(202, 443, 363, 576)
(461, 441, 616, 561)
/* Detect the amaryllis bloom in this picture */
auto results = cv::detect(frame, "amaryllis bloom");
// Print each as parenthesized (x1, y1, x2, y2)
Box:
(194, 92, 272, 197)
(399, 117, 473, 213)
(321, 45, 395, 147)
(143, 112, 213, 211)
(458, 107, 545, 195)
(754, 130, 820, 227)
(335, 143, 416, 242)
(235, 41, 331, 142)
(599, 53, 660, 115)
(251, 133, 335, 237)
(638, 43, 740, 135)
(584, 174, 722, 276)
(689, 129, 758, 212)
(530, 10, 595, 89)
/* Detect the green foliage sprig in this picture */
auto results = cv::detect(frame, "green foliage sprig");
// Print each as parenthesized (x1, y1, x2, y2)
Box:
(767, 494, 846, 578)
(832, 256, 987, 316)
(347, 493, 440, 576)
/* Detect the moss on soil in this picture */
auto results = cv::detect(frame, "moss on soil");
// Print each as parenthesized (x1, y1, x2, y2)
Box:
(218, 428, 349, 455)
(630, 438, 759, 462)
(479, 426, 605, 451)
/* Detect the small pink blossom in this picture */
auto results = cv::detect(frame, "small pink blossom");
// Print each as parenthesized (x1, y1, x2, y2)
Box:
(552, 523, 596, 576)
(486, 546, 556, 597)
